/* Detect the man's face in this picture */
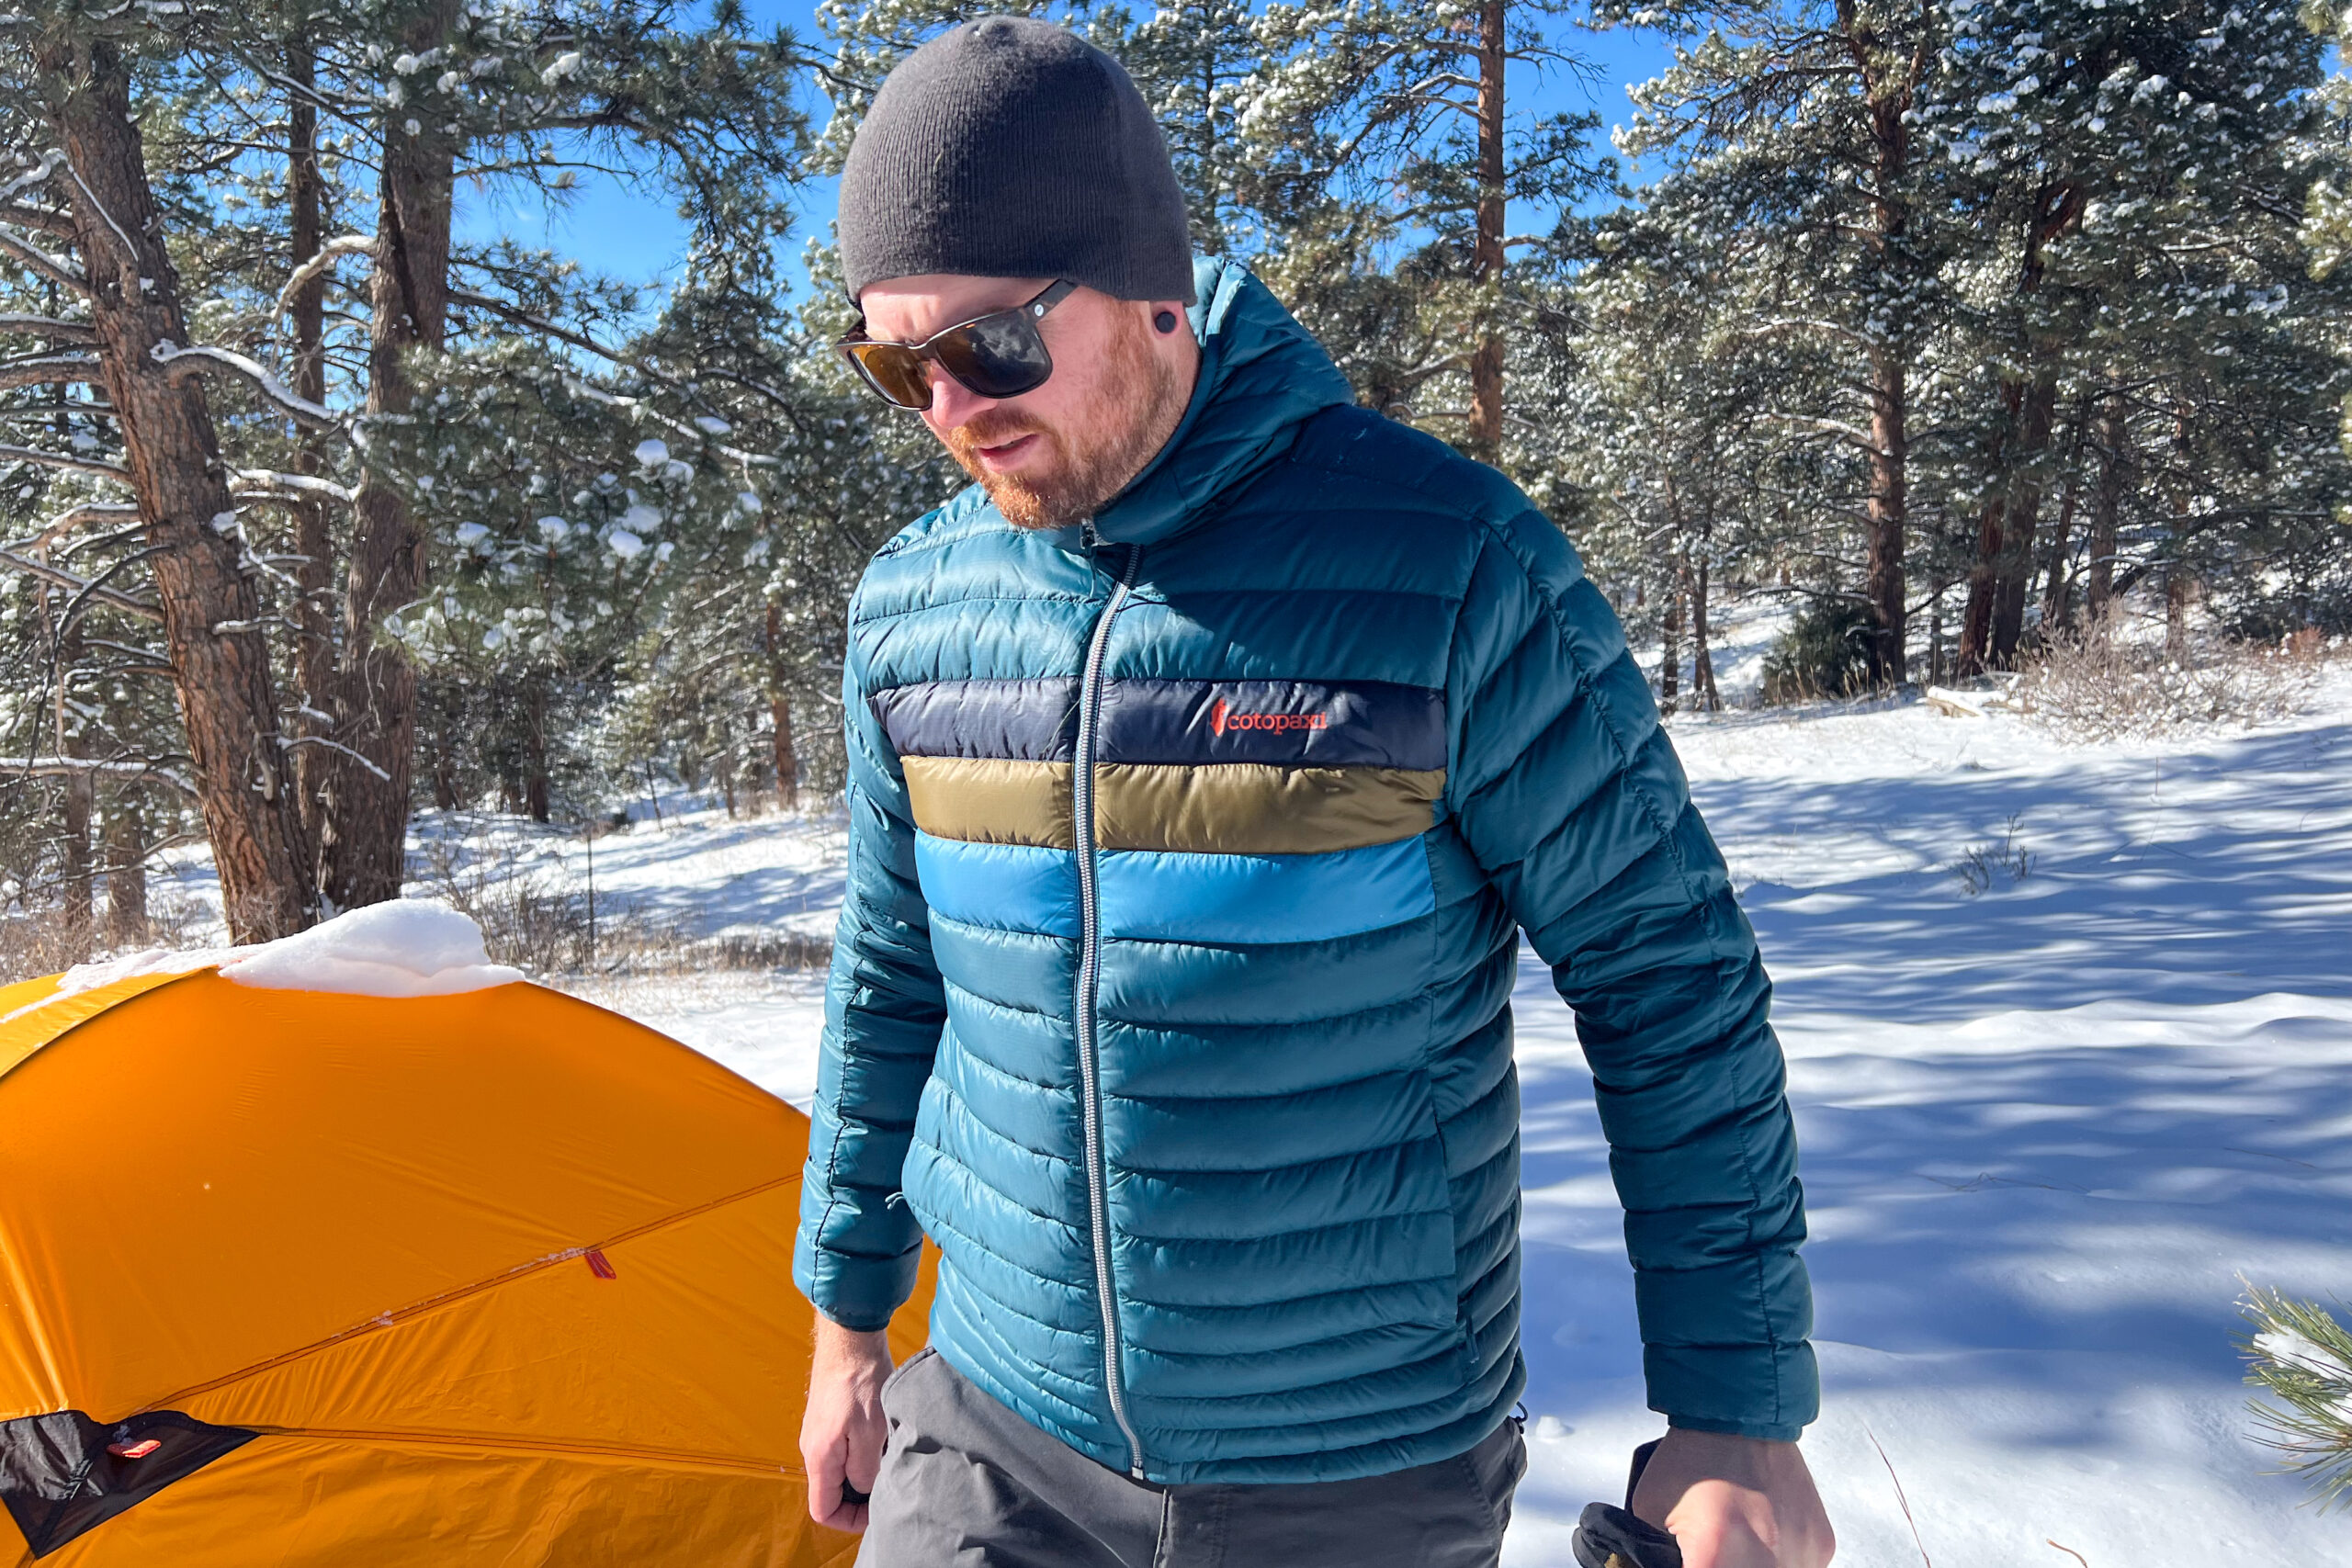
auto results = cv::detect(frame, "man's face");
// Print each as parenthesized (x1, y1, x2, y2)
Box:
(857, 276, 1197, 530)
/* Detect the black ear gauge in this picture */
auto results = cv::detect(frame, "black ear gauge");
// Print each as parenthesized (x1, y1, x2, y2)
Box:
(1154, 309, 1179, 333)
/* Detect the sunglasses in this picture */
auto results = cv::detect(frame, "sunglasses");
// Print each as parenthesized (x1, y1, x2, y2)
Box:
(837, 280, 1078, 411)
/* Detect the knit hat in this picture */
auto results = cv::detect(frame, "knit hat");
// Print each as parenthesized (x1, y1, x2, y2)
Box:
(837, 17, 1194, 304)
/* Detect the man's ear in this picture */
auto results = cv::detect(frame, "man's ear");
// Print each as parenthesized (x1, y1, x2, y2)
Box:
(1153, 307, 1181, 334)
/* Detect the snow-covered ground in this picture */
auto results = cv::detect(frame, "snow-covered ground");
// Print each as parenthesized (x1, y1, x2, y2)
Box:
(566, 664, 2352, 1567)
(96, 655, 2352, 1562)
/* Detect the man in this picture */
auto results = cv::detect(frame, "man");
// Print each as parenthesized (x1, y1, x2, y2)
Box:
(795, 17, 1834, 1567)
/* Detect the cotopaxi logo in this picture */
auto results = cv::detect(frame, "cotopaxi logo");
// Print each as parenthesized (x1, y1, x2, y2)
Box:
(1209, 696, 1329, 736)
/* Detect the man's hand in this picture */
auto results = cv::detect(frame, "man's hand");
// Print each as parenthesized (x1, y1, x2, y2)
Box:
(800, 1316, 894, 1532)
(1630, 1428, 1835, 1568)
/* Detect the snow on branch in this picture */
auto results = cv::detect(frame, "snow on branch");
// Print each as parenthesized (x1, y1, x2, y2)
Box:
(269, 235, 376, 323)
(277, 733, 392, 783)
(0, 227, 86, 294)
(232, 468, 356, 503)
(0, 440, 130, 482)
(565, 378, 780, 471)
(9, 500, 141, 551)
(0, 352, 103, 392)
(0, 152, 62, 207)
(0, 756, 196, 795)
(150, 340, 337, 427)
(0, 546, 164, 622)
(0, 311, 96, 342)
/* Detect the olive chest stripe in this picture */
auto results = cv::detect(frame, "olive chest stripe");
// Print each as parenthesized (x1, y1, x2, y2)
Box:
(902, 757, 1075, 848)
(875, 677, 1447, 770)
(1095, 764, 1443, 854)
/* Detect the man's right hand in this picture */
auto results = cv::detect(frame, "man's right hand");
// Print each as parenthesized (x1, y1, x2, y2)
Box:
(801, 1315, 895, 1531)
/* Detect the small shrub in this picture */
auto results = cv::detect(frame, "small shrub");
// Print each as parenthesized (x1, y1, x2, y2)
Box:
(1760, 597, 1877, 704)
(2015, 624, 2319, 742)
(2240, 1284, 2352, 1508)
(1952, 816, 2033, 896)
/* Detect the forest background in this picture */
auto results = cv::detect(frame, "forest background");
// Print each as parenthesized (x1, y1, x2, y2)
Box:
(4, 0, 2349, 948)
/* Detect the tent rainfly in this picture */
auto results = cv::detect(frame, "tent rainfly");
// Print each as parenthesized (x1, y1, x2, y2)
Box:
(0, 903, 931, 1567)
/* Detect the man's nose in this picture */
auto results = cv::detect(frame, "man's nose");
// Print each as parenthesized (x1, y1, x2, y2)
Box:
(922, 364, 996, 430)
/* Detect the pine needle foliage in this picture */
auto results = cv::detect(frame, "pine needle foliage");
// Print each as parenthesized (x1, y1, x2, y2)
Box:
(2240, 1283, 2352, 1509)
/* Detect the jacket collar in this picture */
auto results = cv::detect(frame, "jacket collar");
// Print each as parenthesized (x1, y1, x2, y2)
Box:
(1059, 256, 1353, 550)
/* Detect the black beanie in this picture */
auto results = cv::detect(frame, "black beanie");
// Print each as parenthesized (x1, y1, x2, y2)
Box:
(837, 17, 1195, 304)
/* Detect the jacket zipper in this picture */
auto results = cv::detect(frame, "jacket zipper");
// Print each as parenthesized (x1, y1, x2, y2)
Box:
(1073, 531, 1146, 1478)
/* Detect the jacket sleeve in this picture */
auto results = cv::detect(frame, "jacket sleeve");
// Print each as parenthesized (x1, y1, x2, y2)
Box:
(792, 621, 946, 1332)
(1445, 505, 1817, 1442)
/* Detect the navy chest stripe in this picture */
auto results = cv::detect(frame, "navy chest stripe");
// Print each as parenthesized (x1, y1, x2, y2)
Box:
(877, 678, 1446, 772)
(873, 679, 1080, 762)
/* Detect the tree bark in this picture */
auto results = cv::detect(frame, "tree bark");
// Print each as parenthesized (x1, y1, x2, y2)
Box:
(104, 787, 148, 945)
(763, 599, 799, 809)
(2038, 451, 2080, 637)
(1989, 377, 2057, 662)
(2085, 389, 2127, 627)
(1464, 0, 1505, 462)
(1688, 557, 1719, 713)
(1863, 345, 1908, 685)
(1657, 574, 1683, 715)
(321, 0, 459, 908)
(1957, 492, 2003, 678)
(287, 34, 339, 888)
(42, 39, 311, 940)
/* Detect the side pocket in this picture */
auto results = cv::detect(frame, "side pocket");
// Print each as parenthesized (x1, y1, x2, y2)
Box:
(1414, 1078, 1476, 1359)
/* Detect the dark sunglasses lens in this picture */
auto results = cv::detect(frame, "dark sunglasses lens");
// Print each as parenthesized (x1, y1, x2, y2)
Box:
(935, 309, 1053, 400)
(845, 342, 933, 409)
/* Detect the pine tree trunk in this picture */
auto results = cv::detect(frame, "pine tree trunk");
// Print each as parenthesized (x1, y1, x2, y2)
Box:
(41, 39, 311, 941)
(1957, 494, 2003, 678)
(322, 0, 459, 908)
(61, 773, 94, 958)
(763, 601, 798, 809)
(1860, 78, 1913, 689)
(1658, 576, 1683, 715)
(1689, 558, 1719, 713)
(1864, 345, 1908, 686)
(2085, 389, 2126, 628)
(287, 35, 337, 890)
(2039, 456, 2080, 637)
(524, 680, 551, 825)
(104, 789, 148, 945)
(1464, 0, 1506, 462)
(1989, 377, 2057, 662)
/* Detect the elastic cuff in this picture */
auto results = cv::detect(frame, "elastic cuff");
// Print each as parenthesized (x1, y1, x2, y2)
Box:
(1665, 1415, 1806, 1444)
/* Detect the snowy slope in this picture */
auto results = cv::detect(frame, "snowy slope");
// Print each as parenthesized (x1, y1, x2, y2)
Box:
(575, 674, 2352, 1564)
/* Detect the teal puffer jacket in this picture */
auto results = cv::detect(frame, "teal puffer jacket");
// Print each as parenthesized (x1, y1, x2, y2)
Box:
(796, 256, 1815, 1484)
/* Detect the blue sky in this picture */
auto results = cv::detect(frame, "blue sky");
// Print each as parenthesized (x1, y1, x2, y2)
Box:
(457, 6, 1680, 306)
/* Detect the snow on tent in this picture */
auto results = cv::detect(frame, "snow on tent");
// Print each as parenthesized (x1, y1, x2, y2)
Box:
(0, 902, 932, 1567)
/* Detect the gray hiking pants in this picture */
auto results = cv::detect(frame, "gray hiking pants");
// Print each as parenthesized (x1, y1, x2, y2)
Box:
(854, 1348, 1527, 1568)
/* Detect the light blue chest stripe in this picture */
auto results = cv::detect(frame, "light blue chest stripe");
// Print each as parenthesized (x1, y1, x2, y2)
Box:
(914, 831, 1435, 944)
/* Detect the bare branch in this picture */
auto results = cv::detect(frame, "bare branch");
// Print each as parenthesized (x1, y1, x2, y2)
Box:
(278, 733, 390, 782)
(6, 500, 141, 551)
(0, 756, 196, 795)
(0, 547, 164, 621)
(0, 227, 87, 294)
(0, 312, 96, 342)
(0, 352, 103, 391)
(0, 200, 74, 238)
(0, 441, 130, 481)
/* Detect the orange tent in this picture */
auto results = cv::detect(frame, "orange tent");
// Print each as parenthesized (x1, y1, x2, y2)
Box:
(0, 958, 931, 1566)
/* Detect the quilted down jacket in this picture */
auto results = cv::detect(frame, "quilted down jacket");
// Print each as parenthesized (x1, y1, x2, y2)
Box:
(795, 256, 1816, 1485)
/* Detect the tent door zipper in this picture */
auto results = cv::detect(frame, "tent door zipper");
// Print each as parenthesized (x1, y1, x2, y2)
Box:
(1073, 535, 1146, 1479)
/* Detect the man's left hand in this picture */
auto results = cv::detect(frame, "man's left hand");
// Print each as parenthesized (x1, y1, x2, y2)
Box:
(1628, 1427, 1835, 1568)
